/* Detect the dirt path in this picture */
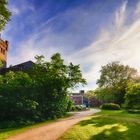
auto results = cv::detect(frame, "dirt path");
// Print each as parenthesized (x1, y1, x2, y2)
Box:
(7, 109, 100, 140)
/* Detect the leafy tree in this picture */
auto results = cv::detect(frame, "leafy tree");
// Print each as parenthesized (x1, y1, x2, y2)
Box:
(96, 62, 139, 104)
(95, 87, 117, 103)
(124, 82, 140, 111)
(0, 53, 86, 125)
(0, 71, 37, 122)
(84, 90, 102, 107)
(0, 0, 11, 31)
(29, 53, 86, 119)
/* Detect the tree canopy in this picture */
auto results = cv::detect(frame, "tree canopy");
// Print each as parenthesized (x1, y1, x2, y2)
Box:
(0, 53, 86, 126)
(97, 62, 138, 88)
(0, 0, 11, 31)
(96, 62, 139, 104)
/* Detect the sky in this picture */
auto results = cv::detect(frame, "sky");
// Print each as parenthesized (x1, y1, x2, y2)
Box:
(2, 0, 140, 91)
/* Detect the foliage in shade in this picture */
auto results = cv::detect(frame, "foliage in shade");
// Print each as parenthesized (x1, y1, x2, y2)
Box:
(124, 82, 140, 112)
(0, 53, 86, 127)
(101, 103, 120, 110)
(84, 90, 102, 107)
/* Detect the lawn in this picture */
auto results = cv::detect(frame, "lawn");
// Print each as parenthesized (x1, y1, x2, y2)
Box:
(60, 110, 140, 140)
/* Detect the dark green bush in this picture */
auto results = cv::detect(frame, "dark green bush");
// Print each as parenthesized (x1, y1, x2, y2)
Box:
(0, 53, 86, 126)
(101, 103, 120, 110)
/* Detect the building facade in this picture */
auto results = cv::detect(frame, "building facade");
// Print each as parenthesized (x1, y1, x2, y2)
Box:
(70, 90, 85, 105)
(0, 37, 8, 68)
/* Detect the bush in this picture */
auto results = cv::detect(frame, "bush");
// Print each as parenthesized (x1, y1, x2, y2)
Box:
(124, 83, 140, 111)
(67, 100, 74, 111)
(71, 105, 87, 111)
(101, 103, 120, 110)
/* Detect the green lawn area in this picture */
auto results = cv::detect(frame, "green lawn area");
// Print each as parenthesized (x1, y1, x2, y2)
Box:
(60, 110, 140, 140)
(0, 113, 72, 140)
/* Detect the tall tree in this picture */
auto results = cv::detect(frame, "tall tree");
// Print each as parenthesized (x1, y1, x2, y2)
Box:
(0, 0, 11, 31)
(96, 62, 139, 104)
(29, 53, 86, 118)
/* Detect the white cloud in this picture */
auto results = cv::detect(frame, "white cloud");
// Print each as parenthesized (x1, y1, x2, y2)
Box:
(115, 0, 127, 29)
(5, 1, 140, 91)
(68, 1, 140, 90)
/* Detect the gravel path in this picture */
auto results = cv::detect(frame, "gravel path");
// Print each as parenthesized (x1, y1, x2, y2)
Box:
(7, 109, 100, 140)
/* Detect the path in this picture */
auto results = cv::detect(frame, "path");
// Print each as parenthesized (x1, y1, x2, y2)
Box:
(8, 109, 100, 140)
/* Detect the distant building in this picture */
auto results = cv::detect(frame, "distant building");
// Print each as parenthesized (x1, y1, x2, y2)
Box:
(70, 90, 85, 105)
(0, 36, 8, 68)
(0, 61, 34, 74)
(0, 36, 34, 74)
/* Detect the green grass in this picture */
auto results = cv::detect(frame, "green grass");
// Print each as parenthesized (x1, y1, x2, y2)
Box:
(0, 113, 72, 140)
(60, 110, 140, 140)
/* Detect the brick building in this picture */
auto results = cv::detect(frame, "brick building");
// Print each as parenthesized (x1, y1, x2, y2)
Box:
(0, 36, 8, 68)
(70, 90, 85, 105)
(0, 36, 34, 74)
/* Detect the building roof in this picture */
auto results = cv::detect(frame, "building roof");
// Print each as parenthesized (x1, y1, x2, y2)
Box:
(0, 60, 34, 74)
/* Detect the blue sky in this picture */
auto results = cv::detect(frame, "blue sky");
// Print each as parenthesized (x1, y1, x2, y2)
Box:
(2, 0, 140, 91)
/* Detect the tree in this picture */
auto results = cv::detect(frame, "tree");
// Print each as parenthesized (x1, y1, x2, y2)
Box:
(0, 0, 11, 31)
(0, 53, 86, 125)
(0, 71, 38, 122)
(85, 90, 102, 107)
(29, 53, 86, 119)
(96, 62, 139, 104)
(124, 82, 140, 111)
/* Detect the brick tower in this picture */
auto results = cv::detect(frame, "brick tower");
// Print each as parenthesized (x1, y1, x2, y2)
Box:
(0, 35, 8, 68)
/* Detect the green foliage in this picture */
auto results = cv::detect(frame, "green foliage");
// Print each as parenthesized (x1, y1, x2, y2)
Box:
(28, 53, 86, 119)
(95, 88, 115, 103)
(71, 105, 87, 111)
(84, 90, 102, 107)
(0, 60, 3, 68)
(124, 83, 140, 112)
(96, 62, 139, 105)
(67, 100, 74, 111)
(97, 62, 138, 88)
(0, 53, 86, 127)
(101, 103, 120, 110)
(0, 71, 38, 122)
(0, 0, 11, 31)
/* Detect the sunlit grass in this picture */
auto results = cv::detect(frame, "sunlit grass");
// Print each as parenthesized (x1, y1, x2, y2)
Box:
(60, 110, 140, 140)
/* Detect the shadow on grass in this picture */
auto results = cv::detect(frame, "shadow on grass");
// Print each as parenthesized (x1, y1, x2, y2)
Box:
(77, 113, 140, 140)
(89, 125, 126, 140)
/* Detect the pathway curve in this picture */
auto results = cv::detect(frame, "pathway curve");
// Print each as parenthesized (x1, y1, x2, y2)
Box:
(8, 109, 100, 140)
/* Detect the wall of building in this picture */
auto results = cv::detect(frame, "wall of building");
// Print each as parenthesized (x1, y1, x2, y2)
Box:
(0, 39, 8, 68)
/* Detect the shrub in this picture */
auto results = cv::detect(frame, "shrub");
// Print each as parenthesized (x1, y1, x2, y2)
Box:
(67, 100, 74, 111)
(71, 105, 87, 111)
(124, 83, 140, 112)
(101, 103, 120, 110)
